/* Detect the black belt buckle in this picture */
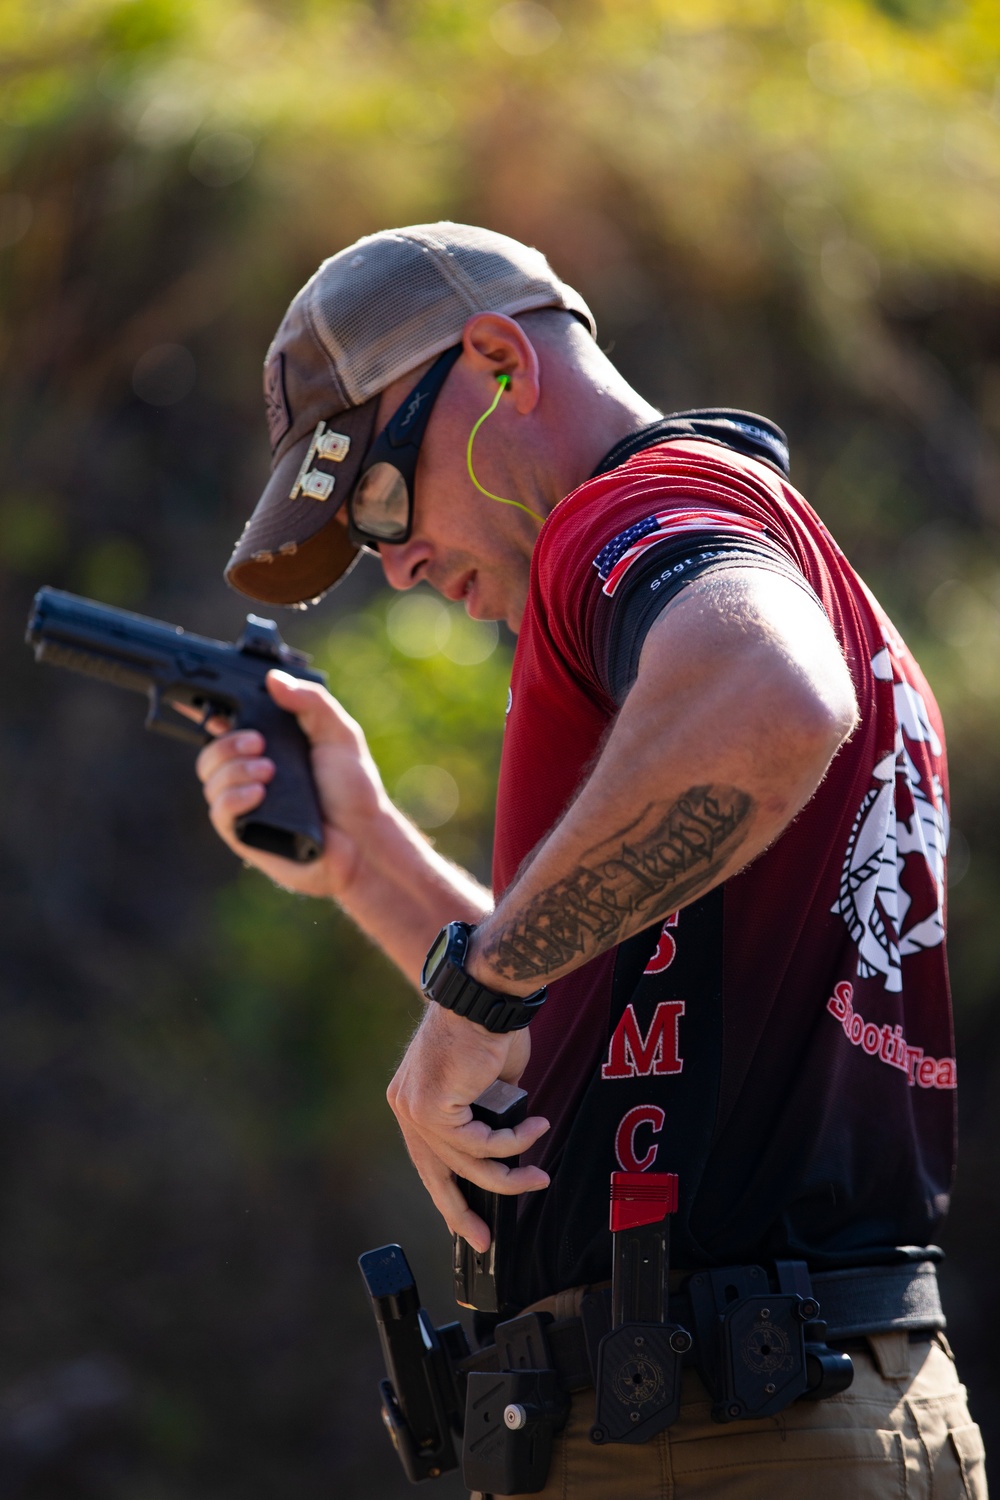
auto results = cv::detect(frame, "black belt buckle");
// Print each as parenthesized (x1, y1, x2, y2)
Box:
(687, 1263, 820, 1422)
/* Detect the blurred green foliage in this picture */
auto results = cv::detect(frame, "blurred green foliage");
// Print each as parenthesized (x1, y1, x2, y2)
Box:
(207, 594, 511, 1155)
(1, 1, 999, 1495)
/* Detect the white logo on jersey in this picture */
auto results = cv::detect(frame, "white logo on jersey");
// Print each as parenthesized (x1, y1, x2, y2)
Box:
(831, 645, 948, 993)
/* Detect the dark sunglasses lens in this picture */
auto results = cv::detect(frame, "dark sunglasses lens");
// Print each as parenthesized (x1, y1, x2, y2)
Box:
(350, 463, 410, 541)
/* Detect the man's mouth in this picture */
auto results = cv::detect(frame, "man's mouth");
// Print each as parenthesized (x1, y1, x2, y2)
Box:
(445, 571, 476, 605)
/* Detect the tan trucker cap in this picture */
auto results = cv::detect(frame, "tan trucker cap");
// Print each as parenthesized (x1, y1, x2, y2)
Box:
(225, 222, 596, 606)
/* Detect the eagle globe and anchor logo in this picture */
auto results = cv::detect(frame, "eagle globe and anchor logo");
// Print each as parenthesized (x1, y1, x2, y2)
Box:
(831, 644, 948, 993)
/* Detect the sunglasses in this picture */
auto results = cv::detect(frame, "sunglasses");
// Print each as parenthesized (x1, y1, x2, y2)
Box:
(346, 344, 462, 550)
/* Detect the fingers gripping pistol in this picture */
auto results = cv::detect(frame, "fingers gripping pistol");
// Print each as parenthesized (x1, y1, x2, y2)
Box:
(26, 586, 326, 863)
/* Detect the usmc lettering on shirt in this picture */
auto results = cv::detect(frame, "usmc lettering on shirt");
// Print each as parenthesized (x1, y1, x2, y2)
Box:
(616, 1104, 666, 1173)
(605, 914, 683, 1173)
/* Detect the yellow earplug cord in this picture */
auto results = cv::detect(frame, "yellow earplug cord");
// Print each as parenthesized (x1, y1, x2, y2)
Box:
(466, 374, 546, 524)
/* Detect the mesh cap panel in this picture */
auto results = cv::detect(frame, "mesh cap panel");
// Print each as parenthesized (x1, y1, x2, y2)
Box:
(310, 237, 467, 403)
(306, 222, 594, 406)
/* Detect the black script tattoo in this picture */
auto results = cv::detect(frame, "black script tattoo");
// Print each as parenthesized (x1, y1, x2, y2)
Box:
(482, 785, 753, 982)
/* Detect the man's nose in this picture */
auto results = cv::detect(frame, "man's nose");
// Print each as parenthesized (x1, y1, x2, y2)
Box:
(377, 537, 430, 590)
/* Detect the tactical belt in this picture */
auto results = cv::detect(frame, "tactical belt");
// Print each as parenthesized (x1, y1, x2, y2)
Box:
(360, 1138, 950, 1494)
(360, 1230, 947, 1493)
(464, 1260, 945, 1393)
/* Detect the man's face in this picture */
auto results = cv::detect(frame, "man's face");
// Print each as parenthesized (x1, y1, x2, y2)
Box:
(338, 347, 543, 634)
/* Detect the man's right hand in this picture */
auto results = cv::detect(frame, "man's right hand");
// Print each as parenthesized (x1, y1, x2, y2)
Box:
(196, 668, 391, 901)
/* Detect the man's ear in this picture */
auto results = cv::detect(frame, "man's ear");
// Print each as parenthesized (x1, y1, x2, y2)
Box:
(460, 312, 540, 415)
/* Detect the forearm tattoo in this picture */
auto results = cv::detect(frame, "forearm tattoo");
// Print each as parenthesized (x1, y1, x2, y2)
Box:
(482, 785, 753, 982)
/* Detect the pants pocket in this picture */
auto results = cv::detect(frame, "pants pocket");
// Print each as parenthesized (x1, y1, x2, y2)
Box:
(904, 1342, 989, 1500)
(949, 1423, 988, 1499)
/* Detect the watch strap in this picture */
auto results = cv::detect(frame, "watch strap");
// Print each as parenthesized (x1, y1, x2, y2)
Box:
(421, 922, 546, 1033)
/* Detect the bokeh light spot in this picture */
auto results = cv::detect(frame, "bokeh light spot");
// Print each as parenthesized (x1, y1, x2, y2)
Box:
(0, 193, 33, 249)
(783, 196, 846, 256)
(0, 493, 64, 571)
(132, 344, 196, 406)
(490, 2, 561, 56)
(393, 764, 460, 829)
(386, 593, 449, 657)
(807, 40, 871, 97)
(948, 827, 971, 888)
(385, 93, 455, 145)
(189, 131, 256, 188)
(820, 240, 881, 299)
(77, 536, 149, 607)
(439, 607, 499, 666)
(134, 92, 203, 146)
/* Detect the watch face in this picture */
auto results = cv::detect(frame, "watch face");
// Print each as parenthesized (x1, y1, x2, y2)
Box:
(423, 926, 451, 985)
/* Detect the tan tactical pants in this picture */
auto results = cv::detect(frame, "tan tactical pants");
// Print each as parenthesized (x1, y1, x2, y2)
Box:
(471, 1320, 987, 1499)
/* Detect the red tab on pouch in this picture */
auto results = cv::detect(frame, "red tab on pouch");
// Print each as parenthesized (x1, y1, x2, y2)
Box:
(609, 1171, 678, 1232)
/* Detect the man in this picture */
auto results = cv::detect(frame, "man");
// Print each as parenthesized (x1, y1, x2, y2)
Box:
(198, 224, 986, 1497)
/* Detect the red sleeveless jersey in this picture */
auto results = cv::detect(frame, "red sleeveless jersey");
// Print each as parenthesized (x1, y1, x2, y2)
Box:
(492, 437, 954, 1307)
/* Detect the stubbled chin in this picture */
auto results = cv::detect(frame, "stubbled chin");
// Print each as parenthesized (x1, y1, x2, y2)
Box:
(465, 593, 520, 634)
(462, 573, 526, 634)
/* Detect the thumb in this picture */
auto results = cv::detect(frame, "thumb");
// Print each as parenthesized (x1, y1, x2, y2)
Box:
(265, 669, 359, 750)
(498, 1027, 532, 1086)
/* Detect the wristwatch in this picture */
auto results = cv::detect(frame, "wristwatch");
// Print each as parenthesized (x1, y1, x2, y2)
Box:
(420, 921, 547, 1033)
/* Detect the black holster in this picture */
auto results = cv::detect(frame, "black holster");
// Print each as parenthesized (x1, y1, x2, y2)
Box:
(686, 1260, 854, 1423)
(462, 1313, 570, 1495)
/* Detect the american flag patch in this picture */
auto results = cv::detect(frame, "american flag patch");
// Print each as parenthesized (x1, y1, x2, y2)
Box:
(593, 508, 768, 597)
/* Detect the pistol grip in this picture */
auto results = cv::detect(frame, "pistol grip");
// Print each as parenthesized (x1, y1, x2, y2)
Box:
(234, 684, 324, 863)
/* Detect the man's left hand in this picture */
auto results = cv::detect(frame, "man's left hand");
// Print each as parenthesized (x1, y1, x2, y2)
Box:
(386, 1004, 550, 1253)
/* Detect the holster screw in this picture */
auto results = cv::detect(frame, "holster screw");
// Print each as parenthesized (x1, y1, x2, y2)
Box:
(504, 1404, 528, 1431)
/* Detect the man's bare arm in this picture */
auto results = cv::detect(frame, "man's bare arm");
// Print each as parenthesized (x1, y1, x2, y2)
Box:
(466, 567, 858, 991)
(479, 785, 752, 982)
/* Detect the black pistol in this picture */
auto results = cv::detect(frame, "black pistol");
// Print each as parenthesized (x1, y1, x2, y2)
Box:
(26, 586, 326, 863)
(453, 1080, 528, 1317)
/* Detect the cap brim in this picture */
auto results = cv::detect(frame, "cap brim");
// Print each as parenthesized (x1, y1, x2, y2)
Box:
(226, 398, 379, 605)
